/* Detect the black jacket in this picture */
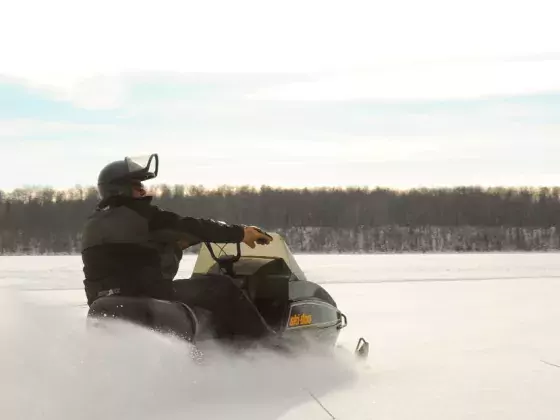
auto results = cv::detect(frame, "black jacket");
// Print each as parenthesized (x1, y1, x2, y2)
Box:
(80, 196, 244, 305)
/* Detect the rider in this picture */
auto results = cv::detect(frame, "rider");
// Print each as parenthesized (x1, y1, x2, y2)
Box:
(80, 153, 274, 339)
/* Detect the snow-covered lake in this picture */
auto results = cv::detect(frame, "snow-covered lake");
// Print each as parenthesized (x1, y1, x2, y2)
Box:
(1, 252, 560, 419)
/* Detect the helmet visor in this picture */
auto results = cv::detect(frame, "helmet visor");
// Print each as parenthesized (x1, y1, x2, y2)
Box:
(124, 153, 159, 181)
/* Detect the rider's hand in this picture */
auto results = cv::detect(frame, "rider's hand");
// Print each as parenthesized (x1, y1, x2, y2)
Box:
(242, 226, 273, 249)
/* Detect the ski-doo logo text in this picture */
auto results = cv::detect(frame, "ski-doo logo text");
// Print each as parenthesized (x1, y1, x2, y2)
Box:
(289, 313, 312, 327)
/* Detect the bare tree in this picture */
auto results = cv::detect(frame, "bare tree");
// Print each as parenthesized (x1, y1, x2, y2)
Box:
(1, 185, 560, 254)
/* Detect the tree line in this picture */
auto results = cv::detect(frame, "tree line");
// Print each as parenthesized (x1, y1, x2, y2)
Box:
(2, 185, 560, 254)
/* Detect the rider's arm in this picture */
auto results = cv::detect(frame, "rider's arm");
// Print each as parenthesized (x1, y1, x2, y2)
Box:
(148, 207, 245, 244)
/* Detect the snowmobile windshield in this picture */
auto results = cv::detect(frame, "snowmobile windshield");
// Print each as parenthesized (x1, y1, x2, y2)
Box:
(124, 153, 159, 181)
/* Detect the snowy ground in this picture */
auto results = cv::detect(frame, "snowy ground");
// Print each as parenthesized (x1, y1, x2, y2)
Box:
(2, 252, 560, 419)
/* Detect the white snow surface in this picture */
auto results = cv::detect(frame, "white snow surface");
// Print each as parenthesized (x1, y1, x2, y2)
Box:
(1, 252, 560, 419)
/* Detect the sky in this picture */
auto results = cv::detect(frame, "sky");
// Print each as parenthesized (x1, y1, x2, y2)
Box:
(1, 0, 559, 192)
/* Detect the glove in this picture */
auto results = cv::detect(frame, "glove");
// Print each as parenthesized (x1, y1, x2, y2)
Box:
(242, 226, 273, 248)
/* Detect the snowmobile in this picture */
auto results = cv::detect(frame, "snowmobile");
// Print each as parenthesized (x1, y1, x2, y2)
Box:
(87, 232, 369, 359)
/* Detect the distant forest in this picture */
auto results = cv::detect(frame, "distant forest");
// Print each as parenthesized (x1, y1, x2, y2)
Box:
(2, 185, 560, 254)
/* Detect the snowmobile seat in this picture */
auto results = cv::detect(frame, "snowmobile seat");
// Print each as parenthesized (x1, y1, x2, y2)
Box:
(88, 295, 198, 341)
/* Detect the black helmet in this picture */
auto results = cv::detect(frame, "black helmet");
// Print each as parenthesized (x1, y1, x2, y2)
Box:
(97, 154, 159, 200)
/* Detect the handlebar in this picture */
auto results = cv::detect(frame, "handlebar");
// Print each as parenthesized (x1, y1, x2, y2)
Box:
(203, 227, 272, 276)
(204, 241, 242, 264)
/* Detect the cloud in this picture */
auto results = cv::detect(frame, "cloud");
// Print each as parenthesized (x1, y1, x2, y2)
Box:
(247, 60, 560, 102)
(0, 119, 117, 138)
(0, 64, 558, 191)
(1, 0, 558, 79)
(3, 73, 129, 110)
(0, 72, 316, 111)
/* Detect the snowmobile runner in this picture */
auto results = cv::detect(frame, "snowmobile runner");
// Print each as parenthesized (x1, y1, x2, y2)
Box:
(87, 232, 369, 359)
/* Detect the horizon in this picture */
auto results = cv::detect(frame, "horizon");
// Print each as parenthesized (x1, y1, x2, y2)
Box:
(1, 0, 559, 191)
(2, 182, 560, 197)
